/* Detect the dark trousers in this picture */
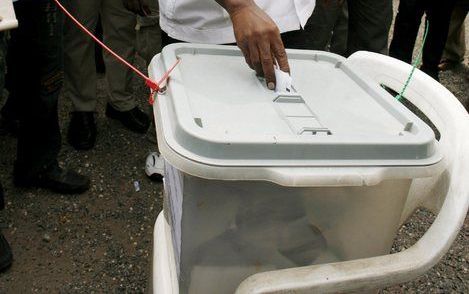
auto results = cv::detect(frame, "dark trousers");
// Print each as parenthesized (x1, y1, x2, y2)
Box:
(1, 33, 5, 210)
(161, 29, 313, 50)
(7, 0, 63, 176)
(346, 0, 393, 56)
(0, 181, 3, 210)
(389, 0, 458, 80)
(305, 0, 349, 56)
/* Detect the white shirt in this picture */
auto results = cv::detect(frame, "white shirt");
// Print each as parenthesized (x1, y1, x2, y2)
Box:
(159, 0, 316, 44)
(0, 0, 18, 31)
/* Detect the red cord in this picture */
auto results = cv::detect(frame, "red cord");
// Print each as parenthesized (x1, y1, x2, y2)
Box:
(158, 58, 181, 85)
(149, 58, 181, 105)
(53, 0, 180, 104)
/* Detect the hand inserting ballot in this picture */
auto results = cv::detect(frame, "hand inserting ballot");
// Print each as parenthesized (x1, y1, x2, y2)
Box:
(219, 0, 290, 90)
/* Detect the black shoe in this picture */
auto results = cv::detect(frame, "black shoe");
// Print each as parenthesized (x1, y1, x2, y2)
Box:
(14, 162, 90, 195)
(105, 104, 150, 134)
(0, 231, 13, 272)
(67, 112, 97, 151)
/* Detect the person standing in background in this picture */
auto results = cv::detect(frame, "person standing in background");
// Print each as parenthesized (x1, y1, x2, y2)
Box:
(345, 0, 393, 56)
(0, 30, 13, 273)
(305, 0, 349, 56)
(6, 0, 90, 194)
(439, 0, 468, 71)
(0, 56, 19, 136)
(64, 0, 151, 151)
(389, 0, 458, 81)
(124, 0, 317, 180)
(126, 0, 163, 182)
(1, 0, 94, 272)
(138, 0, 318, 88)
(131, 0, 162, 64)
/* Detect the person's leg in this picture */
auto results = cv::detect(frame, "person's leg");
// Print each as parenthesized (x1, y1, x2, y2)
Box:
(64, 0, 101, 150)
(0, 179, 3, 212)
(101, 0, 150, 134)
(303, 0, 343, 51)
(0, 38, 9, 227)
(95, 18, 106, 74)
(9, 0, 61, 177)
(136, 0, 162, 64)
(421, 0, 458, 80)
(1, 53, 21, 135)
(12, 0, 89, 194)
(329, 0, 349, 56)
(0, 46, 12, 264)
(0, 181, 3, 213)
(389, 0, 425, 64)
(440, 2, 467, 68)
(0, 96, 20, 136)
(347, 0, 393, 56)
(64, 0, 101, 112)
(0, 34, 5, 224)
(1, 34, 20, 136)
(0, 230, 12, 272)
(0, 32, 6, 105)
(0, 180, 13, 272)
(101, 0, 137, 112)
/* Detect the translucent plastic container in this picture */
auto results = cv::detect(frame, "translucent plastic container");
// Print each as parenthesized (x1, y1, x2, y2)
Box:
(149, 44, 443, 294)
(163, 166, 418, 294)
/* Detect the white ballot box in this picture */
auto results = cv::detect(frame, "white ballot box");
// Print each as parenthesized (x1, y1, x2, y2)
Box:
(148, 45, 468, 294)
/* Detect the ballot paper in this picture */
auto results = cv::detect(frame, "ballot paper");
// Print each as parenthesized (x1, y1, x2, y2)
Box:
(0, 0, 18, 31)
(164, 162, 183, 276)
(274, 68, 293, 93)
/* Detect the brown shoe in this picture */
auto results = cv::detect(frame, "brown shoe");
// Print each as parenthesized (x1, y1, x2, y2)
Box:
(438, 59, 460, 71)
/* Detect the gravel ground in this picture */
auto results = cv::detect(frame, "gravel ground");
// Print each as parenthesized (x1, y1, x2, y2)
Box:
(0, 8, 468, 294)
(0, 75, 162, 292)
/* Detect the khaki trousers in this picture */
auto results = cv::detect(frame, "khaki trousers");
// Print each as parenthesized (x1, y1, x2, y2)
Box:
(136, 0, 162, 64)
(442, 2, 468, 62)
(64, 0, 137, 112)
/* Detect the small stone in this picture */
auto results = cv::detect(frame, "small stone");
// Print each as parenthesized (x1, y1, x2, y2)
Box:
(134, 181, 141, 192)
(43, 233, 51, 242)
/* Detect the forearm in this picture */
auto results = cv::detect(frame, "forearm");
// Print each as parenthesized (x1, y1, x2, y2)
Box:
(215, 0, 256, 15)
(215, 0, 289, 89)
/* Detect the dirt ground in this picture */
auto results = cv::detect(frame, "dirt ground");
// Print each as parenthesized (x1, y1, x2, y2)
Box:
(0, 6, 468, 294)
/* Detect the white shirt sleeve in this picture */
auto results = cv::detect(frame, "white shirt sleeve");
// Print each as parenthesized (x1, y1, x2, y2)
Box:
(0, 0, 18, 32)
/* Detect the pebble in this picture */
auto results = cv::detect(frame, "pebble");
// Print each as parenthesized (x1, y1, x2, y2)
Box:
(42, 233, 51, 243)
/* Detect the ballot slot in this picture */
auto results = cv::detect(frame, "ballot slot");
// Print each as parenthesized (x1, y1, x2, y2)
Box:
(273, 88, 331, 136)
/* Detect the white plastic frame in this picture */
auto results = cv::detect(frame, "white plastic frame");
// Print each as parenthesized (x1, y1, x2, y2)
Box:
(234, 52, 469, 293)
